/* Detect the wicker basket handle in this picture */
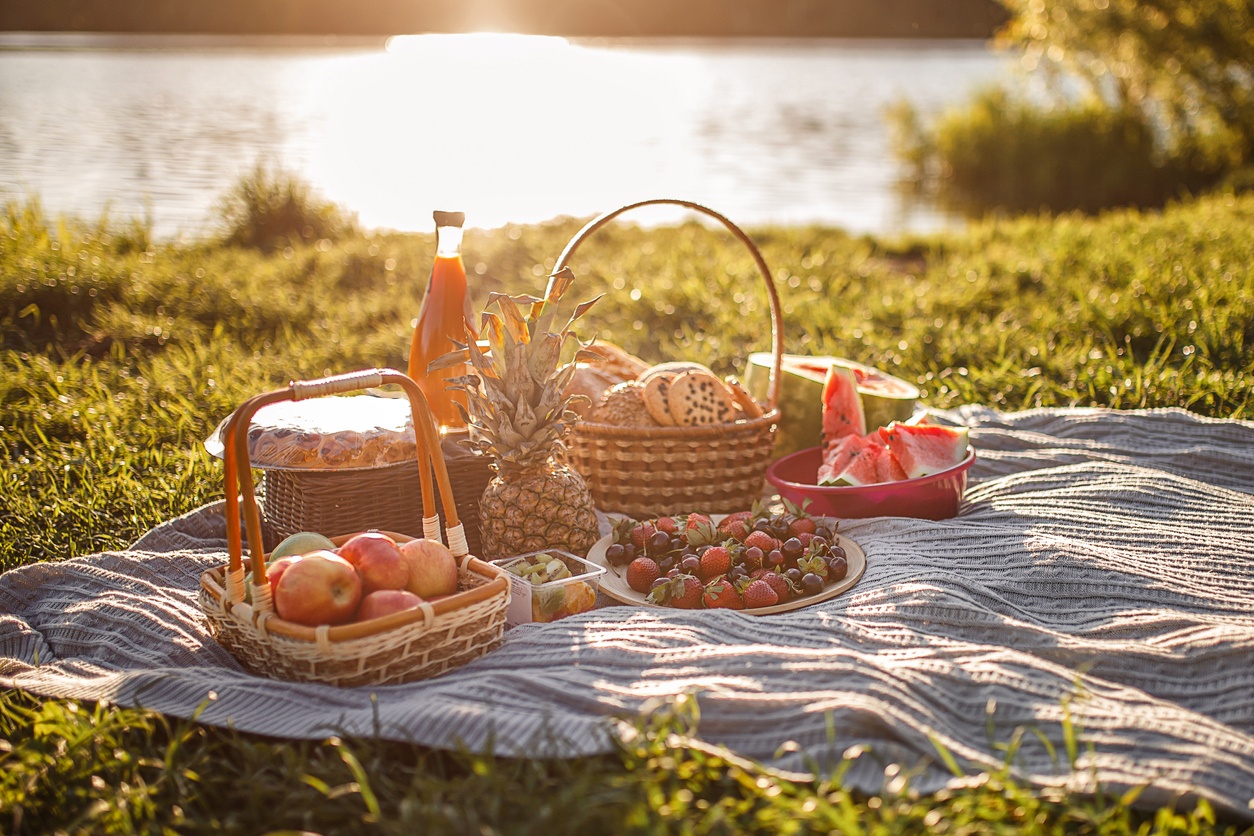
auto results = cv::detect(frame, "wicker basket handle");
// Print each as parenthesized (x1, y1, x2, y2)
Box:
(221, 369, 464, 593)
(553, 198, 784, 410)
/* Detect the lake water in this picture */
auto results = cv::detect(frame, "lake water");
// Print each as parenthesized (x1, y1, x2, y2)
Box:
(0, 33, 1019, 238)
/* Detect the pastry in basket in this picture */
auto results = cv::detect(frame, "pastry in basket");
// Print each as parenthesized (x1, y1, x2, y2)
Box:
(592, 380, 660, 427)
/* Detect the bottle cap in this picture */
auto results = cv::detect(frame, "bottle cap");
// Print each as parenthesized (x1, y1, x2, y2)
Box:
(433, 211, 466, 228)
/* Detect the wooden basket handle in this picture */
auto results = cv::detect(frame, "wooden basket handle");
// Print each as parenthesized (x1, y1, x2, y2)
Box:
(553, 198, 784, 410)
(221, 368, 463, 590)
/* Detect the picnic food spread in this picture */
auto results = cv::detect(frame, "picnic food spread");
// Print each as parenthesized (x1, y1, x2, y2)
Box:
(195, 198, 970, 685)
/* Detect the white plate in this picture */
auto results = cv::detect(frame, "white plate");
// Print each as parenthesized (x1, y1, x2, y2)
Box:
(588, 515, 867, 615)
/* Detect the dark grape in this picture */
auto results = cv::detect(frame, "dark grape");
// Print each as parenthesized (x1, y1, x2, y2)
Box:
(767, 549, 786, 568)
(814, 526, 833, 541)
(681, 555, 701, 574)
(657, 556, 676, 573)
(744, 546, 764, 568)
(828, 545, 846, 559)
(802, 573, 824, 595)
(782, 537, 804, 560)
(651, 577, 669, 591)
(648, 530, 671, 556)
(606, 543, 629, 566)
(827, 555, 848, 580)
(623, 543, 637, 561)
(785, 567, 802, 585)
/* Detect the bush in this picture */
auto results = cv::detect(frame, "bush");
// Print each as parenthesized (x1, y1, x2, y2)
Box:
(215, 165, 358, 253)
(891, 88, 1227, 215)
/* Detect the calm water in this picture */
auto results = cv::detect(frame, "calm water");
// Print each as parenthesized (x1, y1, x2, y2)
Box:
(0, 33, 1018, 238)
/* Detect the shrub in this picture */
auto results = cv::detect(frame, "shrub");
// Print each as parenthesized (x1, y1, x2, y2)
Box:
(215, 165, 358, 253)
(890, 88, 1227, 215)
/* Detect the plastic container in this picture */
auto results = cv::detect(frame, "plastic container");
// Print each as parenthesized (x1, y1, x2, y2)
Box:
(491, 551, 607, 627)
(766, 446, 976, 520)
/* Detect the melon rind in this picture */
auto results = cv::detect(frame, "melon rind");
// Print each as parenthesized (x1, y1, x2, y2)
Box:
(743, 352, 920, 457)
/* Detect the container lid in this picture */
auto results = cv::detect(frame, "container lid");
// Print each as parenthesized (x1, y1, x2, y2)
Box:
(204, 394, 419, 471)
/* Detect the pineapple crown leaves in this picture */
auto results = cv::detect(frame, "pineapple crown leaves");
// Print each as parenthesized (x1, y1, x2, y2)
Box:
(429, 268, 604, 468)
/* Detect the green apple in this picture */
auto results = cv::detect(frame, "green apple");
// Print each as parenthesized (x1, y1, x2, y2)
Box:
(269, 531, 337, 562)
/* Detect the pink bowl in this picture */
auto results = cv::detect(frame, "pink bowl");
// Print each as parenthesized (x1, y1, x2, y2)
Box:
(766, 446, 976, 520)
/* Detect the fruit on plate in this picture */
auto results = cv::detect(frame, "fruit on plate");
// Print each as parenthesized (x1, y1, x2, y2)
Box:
(743, 352, 919, 456)
(273, 550, 362, 626)
(269, 530, 337, 561)
(265, 554, 303, 597)
(441, 267, 601, 560)
(399, 537, 460, 599)
(818, 420, 969, 486)
(356, 589, 426, 622)
(336, 531, 409, 594)
(609, 503, 850, 611)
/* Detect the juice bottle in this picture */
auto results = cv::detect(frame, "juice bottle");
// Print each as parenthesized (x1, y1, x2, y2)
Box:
(408, 210, 477, 429)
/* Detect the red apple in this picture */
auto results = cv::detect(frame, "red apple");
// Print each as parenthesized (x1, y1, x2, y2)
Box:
(273, 549, 361, 626)
(337, 531, 409, 594)
(355, 589, 426, 622)
(266, 555, 303, 597)
(399, 538, 459, 599)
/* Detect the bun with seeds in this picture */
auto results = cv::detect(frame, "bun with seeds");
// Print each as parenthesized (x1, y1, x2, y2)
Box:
(592, 381, 660, 427)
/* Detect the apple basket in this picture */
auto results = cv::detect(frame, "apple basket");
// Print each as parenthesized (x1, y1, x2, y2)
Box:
(557, 198, 783, 517)
(198, 368, 510, 687)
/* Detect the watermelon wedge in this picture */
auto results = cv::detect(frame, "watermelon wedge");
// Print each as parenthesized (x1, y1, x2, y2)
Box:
(878, 423, 970, 478)
(743, 352, 919, 456)
(817, 434, 869, 485)
(821, 365, 866, 443)
(875, 448, 908, 482)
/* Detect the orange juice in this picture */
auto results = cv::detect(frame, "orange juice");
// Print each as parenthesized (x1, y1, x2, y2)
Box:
(408, 211, 476, 429)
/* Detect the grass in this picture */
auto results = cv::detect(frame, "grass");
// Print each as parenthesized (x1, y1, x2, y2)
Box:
(3, 186, 1254, 832)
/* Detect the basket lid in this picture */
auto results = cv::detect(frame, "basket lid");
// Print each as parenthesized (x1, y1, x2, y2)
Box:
(204, 394, 418, 471)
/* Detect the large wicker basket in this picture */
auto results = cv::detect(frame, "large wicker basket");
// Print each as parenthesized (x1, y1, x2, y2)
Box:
(556, 199, 783, 517)
(198, 368, 510, 687)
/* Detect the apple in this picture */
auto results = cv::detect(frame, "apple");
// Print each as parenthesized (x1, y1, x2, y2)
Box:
(356, 589, 426, 622)
(265, 555, 303, 597)
(337, 531, 409, 594)
(399, 538, 459, 599)
(270, 530, 337, 561)
(273, 549, 361, 626)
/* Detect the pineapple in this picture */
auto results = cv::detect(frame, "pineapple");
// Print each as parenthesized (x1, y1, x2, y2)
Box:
(435, 267, 603, 559)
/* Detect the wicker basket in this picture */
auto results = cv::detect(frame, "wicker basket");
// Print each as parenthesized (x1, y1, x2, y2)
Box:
(260, 431, 492, 556)
(198, 368, 510, 687)
(556, 199, 784, 517)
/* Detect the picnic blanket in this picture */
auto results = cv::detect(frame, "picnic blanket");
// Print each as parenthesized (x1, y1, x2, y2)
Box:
(2, 406, 1253, 820)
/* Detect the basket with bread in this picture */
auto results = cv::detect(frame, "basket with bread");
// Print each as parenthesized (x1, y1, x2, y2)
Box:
(556, 198, 783, 517)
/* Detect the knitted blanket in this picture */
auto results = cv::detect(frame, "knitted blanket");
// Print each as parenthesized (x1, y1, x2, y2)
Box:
(3, 407, 1253, 819)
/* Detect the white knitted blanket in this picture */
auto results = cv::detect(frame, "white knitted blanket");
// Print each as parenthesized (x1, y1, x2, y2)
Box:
(2, 407, 1253, 820)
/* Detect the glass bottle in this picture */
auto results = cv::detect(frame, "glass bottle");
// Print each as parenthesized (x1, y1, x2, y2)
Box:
(408, 210, 476, 429)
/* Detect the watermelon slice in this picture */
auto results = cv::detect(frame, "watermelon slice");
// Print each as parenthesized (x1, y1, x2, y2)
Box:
(821, 365, 866, 443)
(817, 434, 868, 484)
(744, 352, 919, 456)
(878, 422, 970, 478)
(875, 448, 908, 482)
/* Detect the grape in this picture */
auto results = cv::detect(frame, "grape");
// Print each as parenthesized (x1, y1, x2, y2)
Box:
(827, 555, 848, 580)
(802, 573, 824, 595)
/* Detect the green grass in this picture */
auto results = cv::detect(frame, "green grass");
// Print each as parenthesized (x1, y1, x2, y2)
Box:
(3, 189, 1254, 832)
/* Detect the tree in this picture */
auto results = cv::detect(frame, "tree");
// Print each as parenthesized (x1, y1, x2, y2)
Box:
(997, 0, 1254, 166)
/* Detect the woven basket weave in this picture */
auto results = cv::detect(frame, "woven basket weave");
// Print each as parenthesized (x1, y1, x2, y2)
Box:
(198, 368, 509, 688)
(260, 432, 492, 556)
(556, 199, 783, 517)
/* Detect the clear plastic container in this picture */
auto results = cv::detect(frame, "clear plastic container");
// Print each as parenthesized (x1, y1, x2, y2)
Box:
(491, 550, 607, 626)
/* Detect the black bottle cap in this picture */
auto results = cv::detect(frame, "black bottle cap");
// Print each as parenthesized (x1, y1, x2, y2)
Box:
(433, 211, 466, 228)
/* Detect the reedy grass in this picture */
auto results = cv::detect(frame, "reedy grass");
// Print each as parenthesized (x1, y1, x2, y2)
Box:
(3, 190, 1254, 832)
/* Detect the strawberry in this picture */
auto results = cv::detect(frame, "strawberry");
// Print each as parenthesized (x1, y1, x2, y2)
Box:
(683, 513, 719, 547)
(655, 516, 679, 536)
(716, 511, 755, 542)
(698, 546, 732, 581)
(744, 530, 781, 554)
(702, 577, 744, 610)
(629, 521, 657, 550)
(760, 571, 791, 604)
(648, 573, 704, 609)
(788, 516, 817, 538)
(742, 579, 779, 609)
(625, 557, 661, 593)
